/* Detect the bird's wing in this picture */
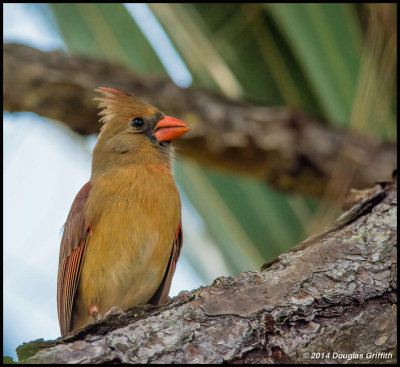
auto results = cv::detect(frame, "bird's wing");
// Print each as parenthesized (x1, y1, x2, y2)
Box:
(149, 220, 183, 305)
(57, 182, 92, 336)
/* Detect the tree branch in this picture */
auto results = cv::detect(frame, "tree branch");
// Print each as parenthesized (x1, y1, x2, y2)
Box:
(3, 42, 396, 199)
(16, 174, 397, 364)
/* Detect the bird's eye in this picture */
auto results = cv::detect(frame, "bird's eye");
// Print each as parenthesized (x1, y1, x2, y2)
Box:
(131, 117, 144, 128)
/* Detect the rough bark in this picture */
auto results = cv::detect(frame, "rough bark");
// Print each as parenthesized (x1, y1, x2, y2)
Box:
(3, 42, 396, 200)
(16, 174, 397, 364)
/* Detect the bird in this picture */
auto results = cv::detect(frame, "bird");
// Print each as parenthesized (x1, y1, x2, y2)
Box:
(57, 87, 190, 336)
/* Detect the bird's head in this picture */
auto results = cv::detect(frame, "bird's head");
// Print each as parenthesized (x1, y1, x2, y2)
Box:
(91, 87, 189, 176)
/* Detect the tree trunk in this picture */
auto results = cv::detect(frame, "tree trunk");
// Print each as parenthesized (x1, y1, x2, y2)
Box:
(16, 173, 397, 364)
(3, 42, 396, 200)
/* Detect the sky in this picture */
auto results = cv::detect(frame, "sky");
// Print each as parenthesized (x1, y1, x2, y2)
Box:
(3, 3, 230, 360)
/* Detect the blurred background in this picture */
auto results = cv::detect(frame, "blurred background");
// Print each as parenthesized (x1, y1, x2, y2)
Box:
(3, 3, 397, 360)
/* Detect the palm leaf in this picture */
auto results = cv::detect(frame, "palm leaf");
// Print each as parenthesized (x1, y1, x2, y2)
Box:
(266, 3, 362, 125)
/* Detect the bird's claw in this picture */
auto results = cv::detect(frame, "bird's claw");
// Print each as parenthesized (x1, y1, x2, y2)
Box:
(104, 306, 124, 318)
(89, 305, 101, 321)
(176, 290, 192, 303)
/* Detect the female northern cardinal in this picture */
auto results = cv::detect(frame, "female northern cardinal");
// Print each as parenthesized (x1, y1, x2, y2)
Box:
(57, 87, 190, 336)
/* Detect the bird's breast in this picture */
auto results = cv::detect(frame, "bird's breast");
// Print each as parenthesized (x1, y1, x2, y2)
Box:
(75, 164, 180, 325)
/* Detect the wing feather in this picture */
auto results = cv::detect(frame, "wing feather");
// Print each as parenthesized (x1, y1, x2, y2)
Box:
(149, 221, 183, 305)
(57, 182, 91, 336)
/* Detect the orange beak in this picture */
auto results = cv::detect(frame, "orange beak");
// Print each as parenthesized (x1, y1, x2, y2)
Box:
(154, 116, 190, 143)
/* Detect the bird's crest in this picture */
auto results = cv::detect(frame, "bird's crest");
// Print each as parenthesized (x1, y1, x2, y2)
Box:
(94, 87, 156, 124)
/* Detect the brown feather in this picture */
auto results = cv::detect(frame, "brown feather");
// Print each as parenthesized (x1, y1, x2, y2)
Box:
(71, 162, 181, 332)
(149, 221, 183, 305)
(57, 182, 91, 336)
(94, 87, 157, 126)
